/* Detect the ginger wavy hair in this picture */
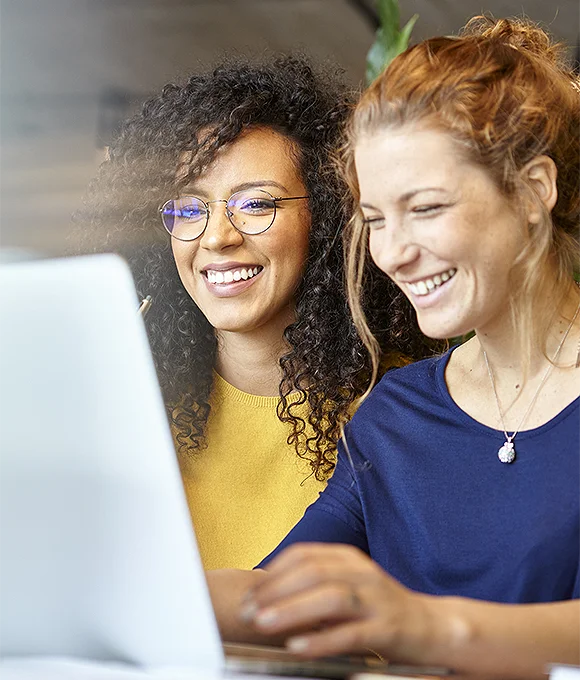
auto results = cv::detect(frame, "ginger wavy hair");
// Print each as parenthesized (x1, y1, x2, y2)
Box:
(343, 16, 580, 383)
(75, 55, 431, 480)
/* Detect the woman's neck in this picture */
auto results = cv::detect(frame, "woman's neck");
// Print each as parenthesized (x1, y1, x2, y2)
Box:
(214, 315, 293, 397)
(474, 284, 580, 380)
(446, 283, 580, 432)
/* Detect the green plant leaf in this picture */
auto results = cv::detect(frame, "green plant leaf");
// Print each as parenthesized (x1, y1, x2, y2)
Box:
(365, 1, 419, 85)
(398, 14, 419, 51)
(377, 0, 400, 46)
(366, 31, 389, 84)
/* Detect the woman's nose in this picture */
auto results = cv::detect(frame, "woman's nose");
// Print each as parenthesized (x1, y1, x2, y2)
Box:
(369, 223, 420, 276)
(199, 202, 244, 251)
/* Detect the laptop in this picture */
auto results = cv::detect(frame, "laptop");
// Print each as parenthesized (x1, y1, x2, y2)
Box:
(0, 254, 448, 679)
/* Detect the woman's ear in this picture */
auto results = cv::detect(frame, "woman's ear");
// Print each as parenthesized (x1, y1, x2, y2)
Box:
(520, 155, 558, 224)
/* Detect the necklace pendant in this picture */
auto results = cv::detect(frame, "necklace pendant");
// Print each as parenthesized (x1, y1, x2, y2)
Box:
(498, 441, 515, 464)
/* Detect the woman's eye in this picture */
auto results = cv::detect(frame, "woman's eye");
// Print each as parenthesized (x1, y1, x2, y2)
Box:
(180, 206, 204, 219)
(362, 216, 385, 230)
(168, 200, 206, 221)
(239, 199, 274, 214)
(412, 204, 444, 214)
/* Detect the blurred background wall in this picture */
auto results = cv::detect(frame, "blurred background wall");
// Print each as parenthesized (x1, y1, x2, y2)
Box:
(1, 0, 578, 257)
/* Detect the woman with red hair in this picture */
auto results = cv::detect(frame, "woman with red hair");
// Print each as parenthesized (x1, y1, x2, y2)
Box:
(211, 17, 580, 678)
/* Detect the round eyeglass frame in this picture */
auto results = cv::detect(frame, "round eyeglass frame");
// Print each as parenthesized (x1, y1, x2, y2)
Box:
(159, 189, 309, 242)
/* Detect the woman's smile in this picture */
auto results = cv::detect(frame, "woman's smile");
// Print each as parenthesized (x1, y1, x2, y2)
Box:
(403, 267, 458, 309)
(201, 263, 264, 297)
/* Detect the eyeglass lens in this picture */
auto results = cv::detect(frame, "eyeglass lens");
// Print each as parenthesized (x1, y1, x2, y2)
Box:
(161, 189, 276, 241)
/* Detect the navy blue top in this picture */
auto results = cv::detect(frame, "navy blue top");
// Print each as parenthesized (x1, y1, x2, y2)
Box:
(260, 349, 580, 604)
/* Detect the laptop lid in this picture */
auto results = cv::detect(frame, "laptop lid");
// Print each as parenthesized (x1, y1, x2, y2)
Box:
(0, 254, 223, 671)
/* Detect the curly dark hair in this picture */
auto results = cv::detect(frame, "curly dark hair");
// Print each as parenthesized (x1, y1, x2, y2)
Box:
(74, 54, 431, 480)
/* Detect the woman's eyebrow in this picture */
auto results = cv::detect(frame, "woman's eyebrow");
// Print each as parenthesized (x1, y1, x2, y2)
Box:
(179, 180, 291, 197)
(179, 184, 207, 197)
(399, 187, 447, 202)
(233, 180, 290, 193)
(360, 187, 448, 210)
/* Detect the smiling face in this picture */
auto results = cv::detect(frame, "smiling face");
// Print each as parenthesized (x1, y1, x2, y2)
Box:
(170, 127, 311, 336)
(355, 125, 528, 340)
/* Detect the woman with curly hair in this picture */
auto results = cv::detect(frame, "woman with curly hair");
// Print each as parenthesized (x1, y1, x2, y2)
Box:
(75, 55, 427, 571)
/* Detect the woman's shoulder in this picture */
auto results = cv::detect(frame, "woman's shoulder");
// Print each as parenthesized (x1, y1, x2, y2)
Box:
(351, 350, 452, 424)
(377, 349, 450, 392)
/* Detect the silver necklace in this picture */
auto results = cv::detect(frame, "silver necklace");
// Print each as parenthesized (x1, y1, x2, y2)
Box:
(482, 301, 580, 464)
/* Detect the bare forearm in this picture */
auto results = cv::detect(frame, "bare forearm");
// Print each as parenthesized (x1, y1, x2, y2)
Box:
(421, 596, 580, 679)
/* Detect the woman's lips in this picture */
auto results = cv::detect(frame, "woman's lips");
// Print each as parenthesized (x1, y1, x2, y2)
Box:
(202, 266, 264, 298)
(405, 269, 457, 309)
(205, 265, 262, 284)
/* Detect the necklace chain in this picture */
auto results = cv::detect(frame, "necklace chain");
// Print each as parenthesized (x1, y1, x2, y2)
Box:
(482, 300, 580, 463)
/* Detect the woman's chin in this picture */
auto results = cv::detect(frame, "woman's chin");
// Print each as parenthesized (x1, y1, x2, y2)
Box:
(208, 318, 255, 334)
(416, 317, 473, 342)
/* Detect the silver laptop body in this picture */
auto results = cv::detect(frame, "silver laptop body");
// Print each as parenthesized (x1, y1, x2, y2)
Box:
(0, 254, 222, 672)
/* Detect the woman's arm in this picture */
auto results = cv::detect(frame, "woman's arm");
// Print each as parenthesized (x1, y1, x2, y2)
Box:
(241, 543, 579, 679)
(422, 594, 578, 678)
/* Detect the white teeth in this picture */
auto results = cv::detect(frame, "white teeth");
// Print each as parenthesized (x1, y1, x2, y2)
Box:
(206, 266, 261, 285)
(408, 268, 456, 296)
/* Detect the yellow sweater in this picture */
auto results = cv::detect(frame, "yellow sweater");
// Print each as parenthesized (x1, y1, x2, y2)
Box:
(179, 373, 327, 571)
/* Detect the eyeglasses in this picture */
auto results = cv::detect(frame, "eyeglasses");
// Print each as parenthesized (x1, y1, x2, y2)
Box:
(159, 189, 309, 241)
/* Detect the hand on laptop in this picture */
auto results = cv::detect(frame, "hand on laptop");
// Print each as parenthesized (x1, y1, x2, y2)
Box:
(207, 568, 283, 644)
(238, 543, 434, 663)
